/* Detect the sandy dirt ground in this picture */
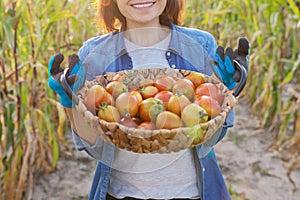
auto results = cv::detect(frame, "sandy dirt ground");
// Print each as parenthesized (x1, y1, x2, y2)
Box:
(32, 102, 300, 200)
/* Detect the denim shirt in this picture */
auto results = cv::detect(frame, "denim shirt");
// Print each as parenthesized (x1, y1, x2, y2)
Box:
(73, 22, 233, 200)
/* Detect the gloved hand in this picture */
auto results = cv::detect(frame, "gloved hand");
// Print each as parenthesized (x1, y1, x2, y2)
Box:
(212, 38, 250, 90)
(48, 54, 86, 108)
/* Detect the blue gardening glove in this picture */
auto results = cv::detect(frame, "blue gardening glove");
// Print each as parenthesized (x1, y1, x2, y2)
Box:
(212, 38, 250, 90)
(48, 54, 86, 108)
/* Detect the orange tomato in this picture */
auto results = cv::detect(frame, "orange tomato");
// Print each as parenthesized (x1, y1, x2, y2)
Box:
(155, 111, 182, 130)
(185, 72, 206, 88)
(167, 94, 191, 116)
(105, 81, 128, 99)
(131, 90, 143, 105)
(138, 122, 156, 130)
(140, 86, 159, 99)
(98, 105, 121, 122)
(115, 92, 140, 117)
(181, 103, 209, 127)
(112, 73, 127, 82)
(102, 92, 115, 106)
(139, 98, 165, 122)
(84, 85, 107, 114)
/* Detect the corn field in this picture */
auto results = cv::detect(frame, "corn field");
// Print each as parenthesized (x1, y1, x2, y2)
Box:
(0, 0, 299, 199)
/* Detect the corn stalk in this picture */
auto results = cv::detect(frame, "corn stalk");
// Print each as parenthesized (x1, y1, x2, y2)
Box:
(186, 0, 300, 141)
(0, 0, 95, 199)
(185, 0, 300, 193)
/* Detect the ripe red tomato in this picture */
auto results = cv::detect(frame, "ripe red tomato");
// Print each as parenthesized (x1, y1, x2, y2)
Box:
(139, 98, 165, 122)
(84, 85, 107, 114)
(98, 105, 121, 122)
(185, 72, 206, 88)
(194, 95, 221, 118)
(154, 91, 173, 109)
(195, 83, 223, 105)
(140, 86, 159, 99)
(154, 75, 176, 91)
(167, 94, 191, 116)
(181, 103, 209, 127)
(115, 92, 140, 117)
(155, 111, 182, 130)
(172, 78, 195, 101)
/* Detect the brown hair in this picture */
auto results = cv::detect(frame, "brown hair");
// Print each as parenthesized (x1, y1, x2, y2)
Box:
(97, 0, 185, 33)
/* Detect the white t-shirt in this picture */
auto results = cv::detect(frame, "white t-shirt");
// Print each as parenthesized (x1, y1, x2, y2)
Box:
(125, 34, 171, 70)
(108, 34, 200, 199)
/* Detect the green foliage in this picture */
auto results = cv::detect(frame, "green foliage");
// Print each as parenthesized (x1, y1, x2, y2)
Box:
(0, 0, 99, 199)
(185, 0, 300, 136)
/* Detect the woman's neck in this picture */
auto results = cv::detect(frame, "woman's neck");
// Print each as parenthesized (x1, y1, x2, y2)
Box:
(124, 23, 171, 47)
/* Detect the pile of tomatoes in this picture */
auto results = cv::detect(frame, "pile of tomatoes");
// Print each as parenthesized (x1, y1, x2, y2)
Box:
(83, 72, 223, 130)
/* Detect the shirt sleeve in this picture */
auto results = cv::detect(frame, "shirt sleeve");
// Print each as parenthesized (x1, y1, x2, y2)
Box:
(207, 33, 218, 61)
(78, 40, 96, 81)
(72, 42, 95, 156)
(203, 33, 218, 75)
(72, 38, 113, 160)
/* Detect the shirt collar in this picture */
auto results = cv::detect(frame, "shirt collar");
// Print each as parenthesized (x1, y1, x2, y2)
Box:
(114, 31, 127, 57)
(168, 21, 182, 55)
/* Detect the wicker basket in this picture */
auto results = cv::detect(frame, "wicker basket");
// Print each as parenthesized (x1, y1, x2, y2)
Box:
(74, 68, 236, 153)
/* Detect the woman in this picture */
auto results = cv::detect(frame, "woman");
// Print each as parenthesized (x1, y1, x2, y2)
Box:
(48, 0, 249, 199)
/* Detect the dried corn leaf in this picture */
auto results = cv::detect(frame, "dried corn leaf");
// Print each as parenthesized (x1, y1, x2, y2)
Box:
(16, 139, 33, 200)
(48, 98, 67, 145)
(35, 109, 59, 168)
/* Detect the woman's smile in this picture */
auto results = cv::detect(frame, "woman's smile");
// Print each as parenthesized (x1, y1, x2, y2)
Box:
(116, 0, 166, 29)
(130, 1, 156, 9)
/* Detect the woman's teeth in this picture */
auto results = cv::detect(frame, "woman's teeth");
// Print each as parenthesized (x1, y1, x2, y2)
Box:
(132, 2, 154, 8)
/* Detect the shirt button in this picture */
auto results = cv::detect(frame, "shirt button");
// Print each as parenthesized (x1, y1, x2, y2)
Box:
(166, 52, 171, 57)
(203, 167, 205, 172)
(171, 64, 176, 68)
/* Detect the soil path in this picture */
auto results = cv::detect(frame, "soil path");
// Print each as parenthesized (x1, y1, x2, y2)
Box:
(32, 102, 300, 200)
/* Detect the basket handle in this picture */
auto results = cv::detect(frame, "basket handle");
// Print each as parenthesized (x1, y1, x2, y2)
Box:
(60, 68, 80, 106)
(211, 59, 248, 97)
(232, 59, 248, 97)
